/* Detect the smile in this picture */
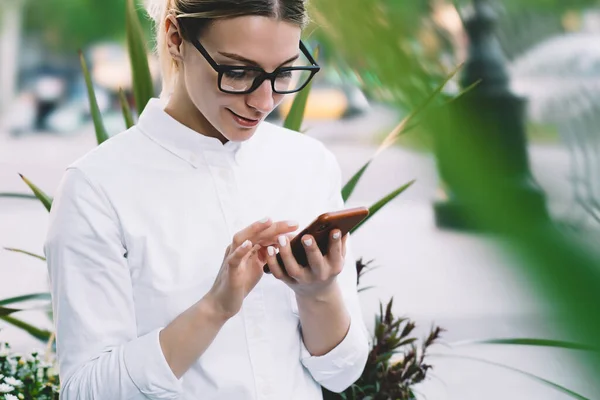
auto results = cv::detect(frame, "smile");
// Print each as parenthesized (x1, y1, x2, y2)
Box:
(227, 109, 260, 128)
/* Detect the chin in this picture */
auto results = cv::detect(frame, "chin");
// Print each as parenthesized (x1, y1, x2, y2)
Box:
(218, 120, 260, 143)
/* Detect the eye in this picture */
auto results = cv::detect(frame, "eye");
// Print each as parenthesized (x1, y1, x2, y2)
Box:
(223, 70, 248, 80)
(277, 70, 293, 80)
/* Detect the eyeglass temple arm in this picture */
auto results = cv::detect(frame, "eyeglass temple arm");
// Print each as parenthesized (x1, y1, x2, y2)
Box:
(300, 40, 319, 66)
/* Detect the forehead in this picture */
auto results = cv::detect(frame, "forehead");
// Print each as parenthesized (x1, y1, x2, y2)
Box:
(201, 16, 302, 68)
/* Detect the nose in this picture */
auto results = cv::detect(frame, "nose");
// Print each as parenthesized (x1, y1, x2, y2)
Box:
(246, 79, 274, 114)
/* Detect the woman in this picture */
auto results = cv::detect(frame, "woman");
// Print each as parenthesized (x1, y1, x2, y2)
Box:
(44, 0, 370, 399)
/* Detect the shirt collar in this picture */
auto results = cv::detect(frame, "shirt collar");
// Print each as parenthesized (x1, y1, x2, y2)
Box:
(136, 98, 246, 167)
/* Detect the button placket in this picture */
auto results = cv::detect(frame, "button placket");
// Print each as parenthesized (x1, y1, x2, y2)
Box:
(233, 163, 278, 400)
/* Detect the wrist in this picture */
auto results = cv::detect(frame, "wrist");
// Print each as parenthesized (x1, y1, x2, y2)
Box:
(295, 281, 342, 305)
(197, 293, 233, 325)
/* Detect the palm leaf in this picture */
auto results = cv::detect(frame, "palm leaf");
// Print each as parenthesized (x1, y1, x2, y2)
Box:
(431, 353, 590, 400)
(341, 64, 461, 202)
(350, 180, 415, 234)
(0, 306, 20, 317)
(126, 0, 154, 115)
(452, 338, 598, 351)
(0, 315, 52, 343)
(119, 88, 135, 129)
(342, 161, 372, 203)
(283, 46, 320, 132)
(18, 174, 53, 211)
(0, 293, 51, 307)
(358, 286, 376, 293)
(4, 247, 46, 261)
(0, 192, 37, 201)
(79, 50, 110, 145)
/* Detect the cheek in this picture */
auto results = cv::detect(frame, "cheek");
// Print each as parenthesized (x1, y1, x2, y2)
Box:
(186, 68, 223, 113)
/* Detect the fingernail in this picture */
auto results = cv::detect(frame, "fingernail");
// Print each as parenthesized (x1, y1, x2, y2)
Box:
(267, 246, 275, 256)
(278, 235, 287, 247)
(287, 220, 298, 227)
(333, 231, 341, 240)
(242, 240, 252, 248)
(259, 217, 270, 223)
(303, 238, 313, 247)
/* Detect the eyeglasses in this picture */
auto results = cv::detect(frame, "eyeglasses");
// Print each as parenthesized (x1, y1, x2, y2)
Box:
(177, 18, 321, 95)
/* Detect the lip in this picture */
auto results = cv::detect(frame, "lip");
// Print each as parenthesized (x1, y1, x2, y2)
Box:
(227, 109, 260, 128)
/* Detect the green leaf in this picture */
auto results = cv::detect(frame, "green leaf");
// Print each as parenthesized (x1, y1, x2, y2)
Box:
(342, 161, 372, 203)
(350, 180, 415, 234)
(0, 192, 37, 201)
(358, 285, 376, 293)
(79, 50, 110, 145)
(0, 293, 51, 307)
(340, 63, 462, 203)
(452, 338, 598, 351)
(4, 247, 46, 261)
(18, 174, 53, 211)
(0, 315, 53, 343)
(0, 306, 20, 316)
(430, 353, 590, 400)
(119, 88, 135, 129)
(283, 46, 320, 132)
(126, 0, 154, 115)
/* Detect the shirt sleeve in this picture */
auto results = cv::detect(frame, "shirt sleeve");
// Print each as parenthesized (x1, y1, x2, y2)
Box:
(299, 148, 371, 393)
(44, 167, 184, 400)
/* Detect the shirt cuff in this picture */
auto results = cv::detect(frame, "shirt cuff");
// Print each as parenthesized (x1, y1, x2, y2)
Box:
(300, 315, 369, 392)
(123, 327, 184, 399)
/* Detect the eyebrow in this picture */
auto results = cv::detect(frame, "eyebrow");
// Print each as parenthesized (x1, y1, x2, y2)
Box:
(217, 52, 300, 69)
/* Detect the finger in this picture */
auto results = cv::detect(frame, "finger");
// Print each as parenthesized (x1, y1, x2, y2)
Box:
(256, 247, 269, 265)
(253, 220, 299, 246)
(242, 243, 261, 263)
(301, 235, 327, 278)
(277, 234, 306, 281)
(325, 229, 344, 275)
(228, 239, 254, 267)
(264, 245, 295, 284)
(232, 217, 274, 249)
(341, 233, 348, 258)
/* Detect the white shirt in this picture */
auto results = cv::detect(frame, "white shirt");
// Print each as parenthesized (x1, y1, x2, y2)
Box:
(44, 98, 370, 400)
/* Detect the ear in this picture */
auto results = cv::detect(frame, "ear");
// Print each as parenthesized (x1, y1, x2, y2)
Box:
(165, 15, 184, 62)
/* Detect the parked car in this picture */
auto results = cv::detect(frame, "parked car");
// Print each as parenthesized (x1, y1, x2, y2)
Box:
(271, 67, 370, 121)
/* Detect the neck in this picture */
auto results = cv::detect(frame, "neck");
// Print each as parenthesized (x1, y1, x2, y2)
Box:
(164, 83, 228, 145)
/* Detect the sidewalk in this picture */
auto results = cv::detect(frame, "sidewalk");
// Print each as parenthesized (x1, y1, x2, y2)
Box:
(0, 118, 596, 399)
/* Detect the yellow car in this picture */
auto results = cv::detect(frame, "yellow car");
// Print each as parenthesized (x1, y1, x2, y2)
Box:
(274, 70, 370, 121)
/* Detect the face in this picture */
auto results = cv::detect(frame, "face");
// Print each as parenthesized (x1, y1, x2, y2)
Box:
(166, 15, 302, 143)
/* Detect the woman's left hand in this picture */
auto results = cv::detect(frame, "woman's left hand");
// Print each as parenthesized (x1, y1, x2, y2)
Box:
(264, 229, 347, 298)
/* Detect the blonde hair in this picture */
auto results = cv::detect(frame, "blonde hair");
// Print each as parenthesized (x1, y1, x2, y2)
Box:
(145, 0, 309, 99)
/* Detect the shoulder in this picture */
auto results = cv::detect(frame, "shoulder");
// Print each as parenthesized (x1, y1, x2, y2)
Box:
(69, 127, 141, 170)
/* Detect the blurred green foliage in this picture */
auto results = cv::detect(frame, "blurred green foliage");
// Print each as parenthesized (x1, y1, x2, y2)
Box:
(311, 0, 600, 395)
(24, 0, 153, 52)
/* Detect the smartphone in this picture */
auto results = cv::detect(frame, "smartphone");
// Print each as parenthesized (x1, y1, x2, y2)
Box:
(267, 206, 369, 273)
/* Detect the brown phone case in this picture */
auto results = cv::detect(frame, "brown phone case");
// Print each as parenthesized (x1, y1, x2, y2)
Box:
(272, 206, 369, 271)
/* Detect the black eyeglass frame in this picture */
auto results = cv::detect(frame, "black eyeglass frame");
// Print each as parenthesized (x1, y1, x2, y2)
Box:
(176, 16, 321, 95)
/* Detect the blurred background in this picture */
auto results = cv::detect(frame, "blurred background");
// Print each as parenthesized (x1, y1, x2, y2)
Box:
(3, 0, 600, 399)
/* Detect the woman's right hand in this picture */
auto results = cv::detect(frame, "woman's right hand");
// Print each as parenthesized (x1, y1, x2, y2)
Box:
(206, 218, 299, 320)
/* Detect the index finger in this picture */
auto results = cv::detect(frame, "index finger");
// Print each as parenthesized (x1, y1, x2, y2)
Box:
(253, 220, 299, 246)
(232, 218, 298, 248)
(232, 217, 273, 249)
